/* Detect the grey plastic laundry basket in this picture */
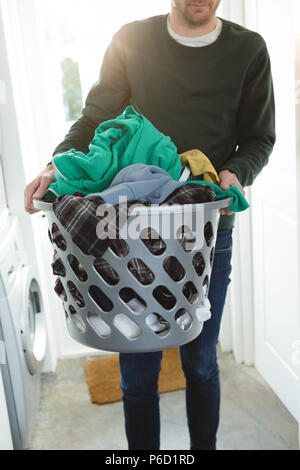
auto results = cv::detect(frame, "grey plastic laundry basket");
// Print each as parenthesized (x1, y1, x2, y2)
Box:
(34, 197, 232, 353)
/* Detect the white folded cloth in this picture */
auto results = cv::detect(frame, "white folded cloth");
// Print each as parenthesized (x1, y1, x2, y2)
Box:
(195, 297, 211, 322)
(114, 313, 141, 338)
(127, 298, 145, 314)
(88, 312, 111, 337)
(176, 311, 192, 330)
(146, 313, 169, 333)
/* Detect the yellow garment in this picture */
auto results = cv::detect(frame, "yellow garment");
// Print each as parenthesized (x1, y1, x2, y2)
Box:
(179, 149, 220, 185)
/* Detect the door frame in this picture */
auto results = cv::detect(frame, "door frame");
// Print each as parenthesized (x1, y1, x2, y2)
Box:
(218, 0, 255, 366)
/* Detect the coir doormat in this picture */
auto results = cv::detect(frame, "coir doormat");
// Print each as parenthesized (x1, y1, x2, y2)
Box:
(84, 347, 186, 405)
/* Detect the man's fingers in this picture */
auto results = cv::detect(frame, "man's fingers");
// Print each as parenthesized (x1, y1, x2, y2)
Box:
(24, 167, 55, 215)
(32, 175, 51, 199)
(219, 174, 235, 191)
(24, 177, 41, 213)
(27, 207, 40, 215)
(220, 175, 246, 196)
(237, 182, 246, 196)
(219, 177, 231, 191)
(218, 170, 245, 217)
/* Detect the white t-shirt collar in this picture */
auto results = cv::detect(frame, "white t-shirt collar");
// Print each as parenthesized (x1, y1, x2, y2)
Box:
(167, 16, 223, 47)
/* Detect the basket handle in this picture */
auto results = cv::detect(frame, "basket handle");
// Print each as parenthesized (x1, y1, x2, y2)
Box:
(33, 199, 54, 212)
(179, 166, 191, 182)
(208, 197, 234, 211)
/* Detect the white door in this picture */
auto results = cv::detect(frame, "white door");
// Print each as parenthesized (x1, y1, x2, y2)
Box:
(247, 0, 299, 420)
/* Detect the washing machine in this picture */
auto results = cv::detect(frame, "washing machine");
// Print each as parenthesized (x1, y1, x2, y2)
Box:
(0, 215, 47, 449)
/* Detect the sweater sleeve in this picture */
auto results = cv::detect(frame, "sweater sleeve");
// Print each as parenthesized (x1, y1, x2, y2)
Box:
(218, 40, 276, 187)
(52, 28, 130, 157)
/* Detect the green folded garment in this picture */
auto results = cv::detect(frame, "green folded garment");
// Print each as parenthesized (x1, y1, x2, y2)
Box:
(186, 180, 249, 212)
(45, 105, 182, 200)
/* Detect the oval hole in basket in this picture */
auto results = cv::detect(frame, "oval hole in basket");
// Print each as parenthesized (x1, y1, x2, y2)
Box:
(152, 286, 176, 310)
(113, 314, 141, 339)
(68, 305, 86, 333)
(68, 254, 88, 282)
(176, 225, 196, 252)
(51, 223, 67, 251)
(63, 304, 69, 321)
(204, 221, 214, 247)
(89, 285, 114, 312)
(119, 288, 146, 314)
(192, 251, 205, 277)
(87, 312, 111, 338)
(210, 247, 215, 266)
(183, 282, 199, 304)
(175, 309, 193, 331)
(163, 256, 185, 282)
(146, 313, 170, 336)
(109, 238, 129, 257)
(52, 254, 66, 277)
(54, 279, 67, 301)
(140, 227, 166, 256)
(67, 281, 85, 308)
(203, 275, 209, 297)
(94, 258, 119, 285)
(128, 259, 155, 285)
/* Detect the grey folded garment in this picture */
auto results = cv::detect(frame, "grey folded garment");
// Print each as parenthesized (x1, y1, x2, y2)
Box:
(84, 163, 183, 205)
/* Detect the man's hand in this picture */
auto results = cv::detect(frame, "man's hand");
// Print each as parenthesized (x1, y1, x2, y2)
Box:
(218, 170, 245, 216)
(24, 163, 56, 214)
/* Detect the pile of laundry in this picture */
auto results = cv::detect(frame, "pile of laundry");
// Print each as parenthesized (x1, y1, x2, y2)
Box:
(46, 106, 249, 337)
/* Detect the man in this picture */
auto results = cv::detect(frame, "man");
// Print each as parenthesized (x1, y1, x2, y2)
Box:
(24, 0, 275, 450)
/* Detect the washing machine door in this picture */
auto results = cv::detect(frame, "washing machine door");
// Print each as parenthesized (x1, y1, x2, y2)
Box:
(20, 267, 46, 375)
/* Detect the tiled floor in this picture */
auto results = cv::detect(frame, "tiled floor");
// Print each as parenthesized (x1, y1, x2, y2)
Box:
(29, 350, 299, 450)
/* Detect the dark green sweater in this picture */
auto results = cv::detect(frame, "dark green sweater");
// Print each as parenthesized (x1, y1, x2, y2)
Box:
(53, 15, 276, 230)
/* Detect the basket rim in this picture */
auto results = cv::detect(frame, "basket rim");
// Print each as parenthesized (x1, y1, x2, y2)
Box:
(33, 197, 233, 214)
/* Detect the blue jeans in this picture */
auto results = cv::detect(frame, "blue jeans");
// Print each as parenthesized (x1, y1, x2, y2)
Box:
(119, 229, 233, 450)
